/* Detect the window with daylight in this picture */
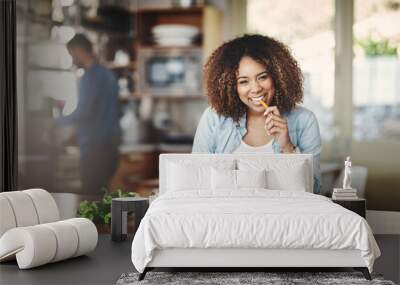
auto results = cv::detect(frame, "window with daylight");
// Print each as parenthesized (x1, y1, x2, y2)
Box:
(353, 0, 400, 142)
(247, 0, 335, 142)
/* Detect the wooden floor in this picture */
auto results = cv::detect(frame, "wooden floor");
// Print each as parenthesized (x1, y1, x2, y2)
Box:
(0, 234, 398, 285)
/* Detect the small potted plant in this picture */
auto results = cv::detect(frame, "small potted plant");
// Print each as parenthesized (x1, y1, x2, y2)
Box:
(77, 189, 136, 233)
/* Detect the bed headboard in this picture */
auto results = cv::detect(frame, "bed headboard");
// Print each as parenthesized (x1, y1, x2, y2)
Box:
(159, 154, 314, 194)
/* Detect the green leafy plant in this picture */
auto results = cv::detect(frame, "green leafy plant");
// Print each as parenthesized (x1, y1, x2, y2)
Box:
(77, 189, 135, 225)
(356, 37, 398, 57)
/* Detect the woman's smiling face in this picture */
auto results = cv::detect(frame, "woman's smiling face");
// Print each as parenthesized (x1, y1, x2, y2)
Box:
(236, 56, 275, 113)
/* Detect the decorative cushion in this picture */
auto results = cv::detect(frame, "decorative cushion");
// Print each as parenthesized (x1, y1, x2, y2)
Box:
(236, 169, 267, 189)
(166, 159, 235, 192)
(167, 162, 210, 191)
(267, 162, 307, 191)
(211, 168, 236, 190)
(238, 158, 309, 192)
(211, 168, 268, 190)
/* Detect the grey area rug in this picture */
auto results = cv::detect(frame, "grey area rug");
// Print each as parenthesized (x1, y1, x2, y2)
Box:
(116, 271, 396, 285)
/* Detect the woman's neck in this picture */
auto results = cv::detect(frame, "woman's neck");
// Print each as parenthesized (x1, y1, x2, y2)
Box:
(243, 109, 272, 146)
(246, 110, 265, 127)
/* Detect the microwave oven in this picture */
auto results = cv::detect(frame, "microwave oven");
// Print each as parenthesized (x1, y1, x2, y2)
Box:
(137, 47, 203, 97)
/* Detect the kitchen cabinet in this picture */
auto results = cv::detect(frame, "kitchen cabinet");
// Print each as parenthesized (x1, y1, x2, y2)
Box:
(110, 145, 158, 194)
(102, 4, 222, 142)
(120, 5, 222, 100)
(110, 143, 192, 195)
(90, 4, 223, 195)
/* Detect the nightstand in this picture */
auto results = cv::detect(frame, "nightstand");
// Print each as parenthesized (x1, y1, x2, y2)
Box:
(111, 197, 149, 242)
(332, 198, 366, 218)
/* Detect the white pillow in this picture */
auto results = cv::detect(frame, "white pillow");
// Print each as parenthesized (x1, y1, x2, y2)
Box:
(237, 169, 267, 189)
(267, 163, 307, 191)
(211, 168, 236, 190)
(166, 159, 235, 192)
(211, 168, 267, 190)
(167, 162, 210, 191)
(237, 158, 309, 192)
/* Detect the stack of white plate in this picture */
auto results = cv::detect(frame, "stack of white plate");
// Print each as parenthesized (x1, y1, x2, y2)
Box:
(152, 24, 199, 46)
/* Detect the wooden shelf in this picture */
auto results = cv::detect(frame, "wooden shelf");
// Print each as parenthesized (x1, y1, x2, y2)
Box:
(151, 95, 206, 100)
(136, 6, 203, 13)
(119, 93, 206, 101)
(114, 5, 222, 101)
(136, 7, 203, 47)
(129, 6, 204, 13)
(137, 44, 202, 49)
(28, 65, 71, 72)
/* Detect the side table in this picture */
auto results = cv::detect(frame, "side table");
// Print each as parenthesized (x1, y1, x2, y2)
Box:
(111, 197, 149, 242)
(332, 198, 366, 218)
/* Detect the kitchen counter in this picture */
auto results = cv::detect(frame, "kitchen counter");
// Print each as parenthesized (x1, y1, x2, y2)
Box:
(119, 143, 192, 154)
(119, 146, 345, 171)
(115, 146, 341, 197)
(158, 143, 192, 153)
(119, 144, 158, 154)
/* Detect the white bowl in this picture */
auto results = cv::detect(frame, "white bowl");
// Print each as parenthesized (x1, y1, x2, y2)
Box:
(152, 24, 199, 38)
(154, 37, 193, 46)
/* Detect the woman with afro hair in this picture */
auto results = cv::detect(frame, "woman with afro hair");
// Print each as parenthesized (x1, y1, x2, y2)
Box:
(192, 34, 322, 194)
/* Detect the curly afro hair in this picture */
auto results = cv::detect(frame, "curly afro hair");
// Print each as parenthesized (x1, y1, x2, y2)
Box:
(204, 34, 304, 122)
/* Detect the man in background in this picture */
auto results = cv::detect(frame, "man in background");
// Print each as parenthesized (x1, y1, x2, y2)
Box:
(57, 33, 121, 195)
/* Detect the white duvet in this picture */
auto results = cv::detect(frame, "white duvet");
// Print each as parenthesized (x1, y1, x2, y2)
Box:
(131, 190, 380, 273)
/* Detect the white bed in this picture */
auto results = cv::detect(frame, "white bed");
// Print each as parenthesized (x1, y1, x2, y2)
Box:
(131, 154, 380, 280)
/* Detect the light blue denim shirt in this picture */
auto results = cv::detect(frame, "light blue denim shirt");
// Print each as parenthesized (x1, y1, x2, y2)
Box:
(192, 106, 322, 194)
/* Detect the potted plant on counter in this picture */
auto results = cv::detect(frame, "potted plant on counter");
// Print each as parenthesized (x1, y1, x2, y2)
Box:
(77, 189, 136, 233)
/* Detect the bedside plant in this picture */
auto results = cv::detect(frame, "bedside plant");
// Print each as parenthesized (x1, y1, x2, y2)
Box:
(77, 189, 136, 232)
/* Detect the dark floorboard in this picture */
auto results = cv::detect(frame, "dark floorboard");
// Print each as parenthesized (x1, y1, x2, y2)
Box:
(0, 235, 134, 285)
(1, 234, 398, 285)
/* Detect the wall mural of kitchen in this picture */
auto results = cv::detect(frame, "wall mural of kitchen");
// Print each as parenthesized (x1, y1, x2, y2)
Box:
(10, 1, 400, 283)
(16, 0, 400, 211)
(17, 0, 218, 200)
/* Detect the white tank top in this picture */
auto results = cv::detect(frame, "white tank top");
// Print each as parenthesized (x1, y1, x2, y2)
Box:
(233, 139, 274, 154)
